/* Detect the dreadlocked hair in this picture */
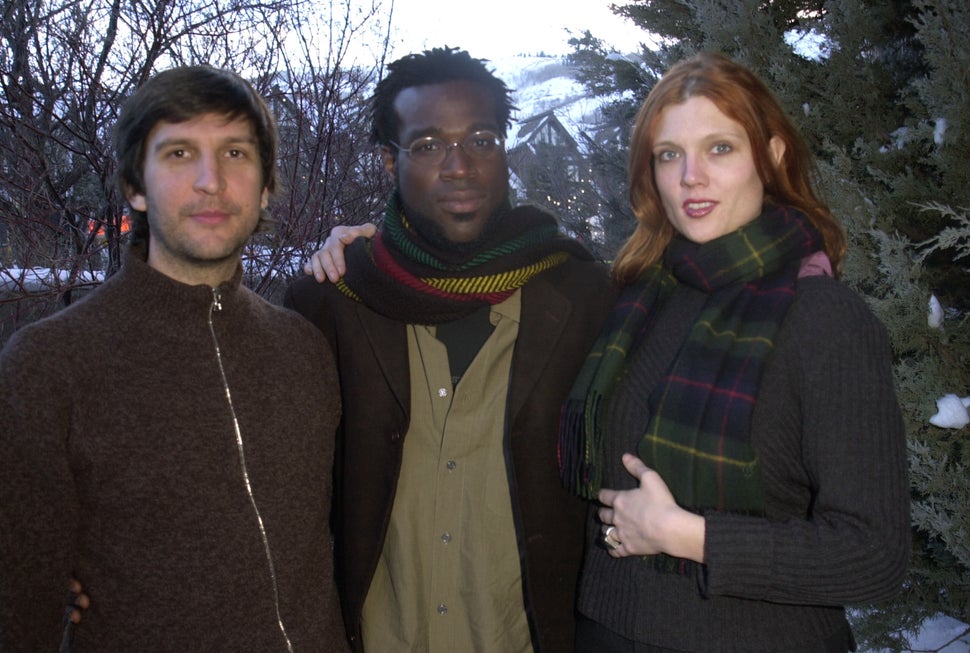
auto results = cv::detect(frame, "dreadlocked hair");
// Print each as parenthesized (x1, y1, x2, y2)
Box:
(369, 46, 517, 146)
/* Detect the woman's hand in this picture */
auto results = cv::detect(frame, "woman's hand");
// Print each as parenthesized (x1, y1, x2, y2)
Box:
(303, 223, 378, 283)
(597, 453, 706, 562)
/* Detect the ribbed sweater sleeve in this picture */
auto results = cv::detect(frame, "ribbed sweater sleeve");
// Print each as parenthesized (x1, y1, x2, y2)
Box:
(703, 276, 910, 604)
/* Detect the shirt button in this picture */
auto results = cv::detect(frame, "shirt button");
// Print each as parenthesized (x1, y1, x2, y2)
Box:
(437, 603, 448, 615)
(446, 460, 457, 471)
(438, 387, 448, 398)
(441, 532, 452, 544)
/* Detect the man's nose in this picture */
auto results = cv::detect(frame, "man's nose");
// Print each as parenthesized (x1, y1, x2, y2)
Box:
(439, 142, 476, 178)
(193, 153, 225, 194)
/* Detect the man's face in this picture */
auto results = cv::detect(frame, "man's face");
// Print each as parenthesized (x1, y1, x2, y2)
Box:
(127, 112, 268, 286)
(382, 80, 510, 249)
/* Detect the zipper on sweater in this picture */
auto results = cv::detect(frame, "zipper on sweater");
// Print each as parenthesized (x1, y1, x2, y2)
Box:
(208, 288, 295, 653)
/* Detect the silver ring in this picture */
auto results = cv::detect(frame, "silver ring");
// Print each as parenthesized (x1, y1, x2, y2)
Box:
(603, 525, 621, 550)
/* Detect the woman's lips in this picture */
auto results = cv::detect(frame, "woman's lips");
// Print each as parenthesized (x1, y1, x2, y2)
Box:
(683, 200, 717, 218)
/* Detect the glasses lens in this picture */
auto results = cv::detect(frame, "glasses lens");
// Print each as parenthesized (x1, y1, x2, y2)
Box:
(463, 131, 503, 159)
(407, 137, 446, 164)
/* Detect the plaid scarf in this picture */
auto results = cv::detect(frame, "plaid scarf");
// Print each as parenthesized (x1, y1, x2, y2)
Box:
(336, 190, 593, 324)
(559, 206, 823, 520)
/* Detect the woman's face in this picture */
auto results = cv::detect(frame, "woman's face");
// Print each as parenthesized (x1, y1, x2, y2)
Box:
(651, 95, 784, 244)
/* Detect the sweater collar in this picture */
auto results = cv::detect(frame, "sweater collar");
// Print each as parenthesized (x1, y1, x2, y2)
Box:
(120, 242, 245, 307)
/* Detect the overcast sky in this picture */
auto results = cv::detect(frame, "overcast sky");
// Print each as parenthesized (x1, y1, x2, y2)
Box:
(379, 0, 646, 60)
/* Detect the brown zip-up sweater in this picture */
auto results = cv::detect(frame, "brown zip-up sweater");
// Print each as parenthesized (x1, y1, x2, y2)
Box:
(0, 244, 345, 652)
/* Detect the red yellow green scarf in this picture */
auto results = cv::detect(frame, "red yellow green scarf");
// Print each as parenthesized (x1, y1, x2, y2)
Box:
(337, 191, 593, 324)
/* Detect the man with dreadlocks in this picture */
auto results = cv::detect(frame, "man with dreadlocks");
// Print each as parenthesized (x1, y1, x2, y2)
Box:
(285, 47, 614, 652)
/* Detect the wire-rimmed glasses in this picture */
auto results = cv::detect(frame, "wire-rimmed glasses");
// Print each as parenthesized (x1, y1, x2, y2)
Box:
(389, 130, 505, 166)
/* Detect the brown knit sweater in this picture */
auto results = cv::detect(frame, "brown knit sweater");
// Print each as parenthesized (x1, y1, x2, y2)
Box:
(0, 245, 344, 652)
(577, 276, 910, 652)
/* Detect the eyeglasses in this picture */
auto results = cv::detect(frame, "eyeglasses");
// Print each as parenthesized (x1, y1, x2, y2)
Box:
(389, 130, 505, 166)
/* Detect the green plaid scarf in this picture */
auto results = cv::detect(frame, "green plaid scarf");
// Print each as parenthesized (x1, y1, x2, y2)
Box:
(559, 206, 823, 521)
(337, 191, 593, 324)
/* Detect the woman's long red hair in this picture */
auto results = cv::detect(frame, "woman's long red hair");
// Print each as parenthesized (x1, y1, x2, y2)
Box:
(613, 52, 846, 284)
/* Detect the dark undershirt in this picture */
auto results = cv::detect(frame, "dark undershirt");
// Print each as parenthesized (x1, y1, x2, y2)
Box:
(435, 306, 495, 387)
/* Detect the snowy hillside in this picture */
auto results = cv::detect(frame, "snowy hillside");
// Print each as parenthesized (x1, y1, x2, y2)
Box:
(489, 55, 608, 147)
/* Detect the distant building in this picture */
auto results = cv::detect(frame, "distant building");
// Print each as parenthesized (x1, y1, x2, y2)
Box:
(507, 110, 605, 247)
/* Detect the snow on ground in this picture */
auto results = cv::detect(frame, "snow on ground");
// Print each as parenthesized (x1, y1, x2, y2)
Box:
(0, 268, 104, 293)
(865, 613, 970, 652)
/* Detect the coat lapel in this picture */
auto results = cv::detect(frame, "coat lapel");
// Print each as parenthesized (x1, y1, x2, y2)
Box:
(507, 277, 572, 426)
(354, 302, 411, 415)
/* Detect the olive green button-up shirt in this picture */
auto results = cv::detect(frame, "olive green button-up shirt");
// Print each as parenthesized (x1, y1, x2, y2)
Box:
(361, 291, 533, 653)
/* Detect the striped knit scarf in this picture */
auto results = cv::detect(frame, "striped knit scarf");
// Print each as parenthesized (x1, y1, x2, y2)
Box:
(559, 206, 823, 519)
(336, 190, 593, 324)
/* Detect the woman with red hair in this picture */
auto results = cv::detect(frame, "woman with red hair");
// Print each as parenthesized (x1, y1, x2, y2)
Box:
(559, 52, 909, 652)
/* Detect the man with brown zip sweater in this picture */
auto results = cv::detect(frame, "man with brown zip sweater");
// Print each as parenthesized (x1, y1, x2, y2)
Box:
(0, 65, 344, 652)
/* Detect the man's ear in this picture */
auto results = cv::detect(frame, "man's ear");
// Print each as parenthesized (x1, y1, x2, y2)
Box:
(126, 186, 147, 212)
(380, 146, 397, 180)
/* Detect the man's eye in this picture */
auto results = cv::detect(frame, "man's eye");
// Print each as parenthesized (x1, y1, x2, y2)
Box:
(470, 138, 495, 152)
(413, 140, 442, 154)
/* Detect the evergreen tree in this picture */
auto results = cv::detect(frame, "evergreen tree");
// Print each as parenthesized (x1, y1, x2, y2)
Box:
(565, 31, 653, 260)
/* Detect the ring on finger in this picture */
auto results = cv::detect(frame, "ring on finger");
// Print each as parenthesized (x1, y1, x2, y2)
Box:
(603, 525, 622, 550)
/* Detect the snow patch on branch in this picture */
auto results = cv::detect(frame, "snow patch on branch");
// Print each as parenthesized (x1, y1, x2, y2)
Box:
(928, 294, 944, 328)
(929, 394, 970, 429)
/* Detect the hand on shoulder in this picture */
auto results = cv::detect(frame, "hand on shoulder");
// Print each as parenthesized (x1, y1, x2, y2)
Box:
(303, 223, 377, 283)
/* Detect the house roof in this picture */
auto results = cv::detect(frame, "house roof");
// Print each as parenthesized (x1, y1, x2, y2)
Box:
(508, 110, 580, 150)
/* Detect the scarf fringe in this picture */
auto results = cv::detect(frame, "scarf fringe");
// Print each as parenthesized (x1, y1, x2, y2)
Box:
(559, 396, 603, 500)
